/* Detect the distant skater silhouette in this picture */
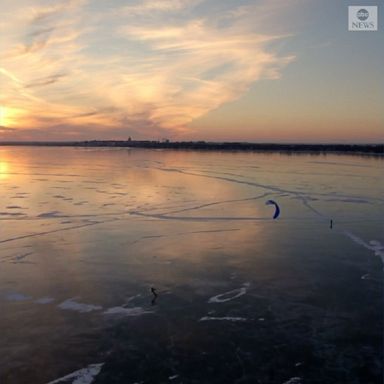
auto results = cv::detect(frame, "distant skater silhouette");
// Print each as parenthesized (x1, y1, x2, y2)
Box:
(330, 219, 333, 229)
(151, 286, 158, 306)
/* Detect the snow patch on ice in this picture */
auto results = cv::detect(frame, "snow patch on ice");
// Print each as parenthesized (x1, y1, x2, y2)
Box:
(281, 378, 302, 384)
(5, 292, 31, 301)
(103, 306, 154, 316)
(35, 297, 55, 304)
(199, 316, 247, 322)
(124, 294, 142, 304)
(208, 283, 249, 303)
(58, 298, 102, 313)
(46, 363, 104, 384)
(344, 231, 384, 266)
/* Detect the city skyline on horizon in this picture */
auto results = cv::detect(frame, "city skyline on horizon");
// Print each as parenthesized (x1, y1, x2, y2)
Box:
(1, 0, 383, 143)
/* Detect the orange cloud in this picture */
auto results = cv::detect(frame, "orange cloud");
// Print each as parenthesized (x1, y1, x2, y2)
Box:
(1, 0, 294, 140)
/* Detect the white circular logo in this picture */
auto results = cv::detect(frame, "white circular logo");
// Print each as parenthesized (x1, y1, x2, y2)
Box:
(357, 8, 369, 21)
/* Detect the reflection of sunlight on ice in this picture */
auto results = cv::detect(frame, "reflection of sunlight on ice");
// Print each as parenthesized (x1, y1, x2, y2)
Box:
(0, 161, 9, 179)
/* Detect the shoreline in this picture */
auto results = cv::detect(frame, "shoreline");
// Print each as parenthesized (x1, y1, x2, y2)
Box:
(0, 141, 383, 155)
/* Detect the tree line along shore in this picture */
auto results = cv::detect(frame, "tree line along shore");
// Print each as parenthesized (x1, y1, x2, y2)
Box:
(0, 140, 383, 154)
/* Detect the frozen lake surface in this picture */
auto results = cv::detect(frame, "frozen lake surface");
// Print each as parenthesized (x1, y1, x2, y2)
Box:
(0, 147, 382, 383)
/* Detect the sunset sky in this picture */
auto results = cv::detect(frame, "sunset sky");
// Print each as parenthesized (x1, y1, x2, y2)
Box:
(1, 0, 383, 142)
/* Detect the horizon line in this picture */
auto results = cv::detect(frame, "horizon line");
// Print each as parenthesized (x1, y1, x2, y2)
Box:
(0, 140, 383, 145)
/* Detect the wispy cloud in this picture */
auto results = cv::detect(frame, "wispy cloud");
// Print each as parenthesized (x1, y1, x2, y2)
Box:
(1, 0, 294, 140)
(119, 0, 204, 15)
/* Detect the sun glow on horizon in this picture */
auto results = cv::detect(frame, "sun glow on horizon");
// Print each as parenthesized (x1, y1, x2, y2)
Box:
(0, 107, 8, 127)
(0, 106, 17, 129)
(0, 106, 25, 128)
